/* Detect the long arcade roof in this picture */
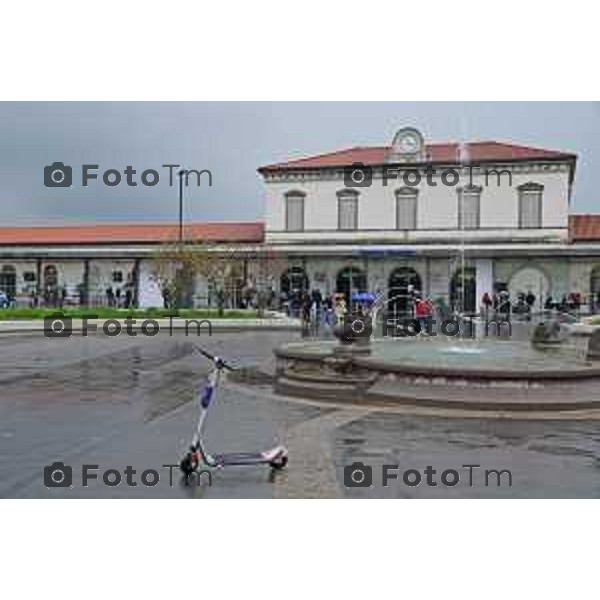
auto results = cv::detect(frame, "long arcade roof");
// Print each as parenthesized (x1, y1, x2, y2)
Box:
(0, 222, 264, 246)
(0, 218, 599, 246)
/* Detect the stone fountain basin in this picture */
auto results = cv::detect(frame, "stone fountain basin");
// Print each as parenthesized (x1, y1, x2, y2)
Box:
(273, 338, 600, 411)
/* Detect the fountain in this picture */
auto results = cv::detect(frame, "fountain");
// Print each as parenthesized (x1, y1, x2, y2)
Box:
(274, 308, 600, 412)
(587, 329, 600, 360)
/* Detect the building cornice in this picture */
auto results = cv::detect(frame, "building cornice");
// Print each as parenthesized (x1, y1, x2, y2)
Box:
(260, 159, 574, 184)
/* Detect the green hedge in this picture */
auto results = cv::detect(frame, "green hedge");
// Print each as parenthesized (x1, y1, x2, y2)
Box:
(0, 307, 260, 321)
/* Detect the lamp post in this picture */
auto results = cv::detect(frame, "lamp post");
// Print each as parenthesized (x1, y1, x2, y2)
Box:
(178, 169, 185, 243)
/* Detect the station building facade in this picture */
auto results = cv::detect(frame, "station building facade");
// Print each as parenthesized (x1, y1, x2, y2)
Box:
(1, 128, 600, 311)
(258, 128, 600, 312)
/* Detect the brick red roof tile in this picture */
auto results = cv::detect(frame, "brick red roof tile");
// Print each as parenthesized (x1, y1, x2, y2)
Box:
(259, 141, 576, 171)
(569, 215, 600, 241)
(1, 217, 598, 245)
(0, 222, 264, 246)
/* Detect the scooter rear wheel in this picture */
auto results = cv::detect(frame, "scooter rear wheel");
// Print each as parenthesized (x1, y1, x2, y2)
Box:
(270, 455, 288, 470)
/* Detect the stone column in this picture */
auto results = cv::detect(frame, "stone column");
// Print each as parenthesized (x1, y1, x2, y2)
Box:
(475, 258, 493, 310)
(133, 259, 141, 308)
(82, 259, 90, 306)
(36, 258, 42, 305)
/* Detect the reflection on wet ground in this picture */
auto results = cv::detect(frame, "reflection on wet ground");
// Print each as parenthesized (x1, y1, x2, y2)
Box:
(0, 330, 599, 498)
(335, 414, 600, 498)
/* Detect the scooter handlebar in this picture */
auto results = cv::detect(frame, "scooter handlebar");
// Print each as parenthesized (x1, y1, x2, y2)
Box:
(193, 345, 236, 371)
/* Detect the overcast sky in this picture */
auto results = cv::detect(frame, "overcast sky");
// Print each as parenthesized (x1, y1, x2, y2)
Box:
(1, 101, 598, 226)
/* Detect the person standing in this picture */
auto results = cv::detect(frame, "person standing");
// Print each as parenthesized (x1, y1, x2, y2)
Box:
(481, 292, 492, 318)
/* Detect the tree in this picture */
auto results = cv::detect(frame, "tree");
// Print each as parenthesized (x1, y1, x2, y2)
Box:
(245, 247, 287, 317)
(151, 241, 249, 312)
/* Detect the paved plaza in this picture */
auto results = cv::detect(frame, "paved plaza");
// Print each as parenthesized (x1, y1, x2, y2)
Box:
(0, 330, 599, 498)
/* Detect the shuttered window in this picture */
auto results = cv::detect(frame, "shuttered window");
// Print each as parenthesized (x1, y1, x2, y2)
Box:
(338, 192, 358, 230)
(518, 185, 543, 228)
(458, 186, 481, 230)
(285, 193, 305, 232)
(396, 188, 417, 230)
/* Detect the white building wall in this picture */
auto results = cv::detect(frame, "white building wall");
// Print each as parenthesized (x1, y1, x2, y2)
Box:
(264, 165, 571, 243)
(0, 260, 37, 298)
(138, 259, 164, 308)
(48, 261, 85, 295)
(88, 260, 135, 296)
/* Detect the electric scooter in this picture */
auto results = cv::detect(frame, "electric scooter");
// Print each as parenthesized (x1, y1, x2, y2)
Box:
(179, 346, 289, 476)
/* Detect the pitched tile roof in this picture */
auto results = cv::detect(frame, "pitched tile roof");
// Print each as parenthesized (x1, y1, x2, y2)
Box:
(259, 141, 576, 171)
(0, 222, 265, 246)
(1, 217, 598, 245)
(569, 215, 600, 241)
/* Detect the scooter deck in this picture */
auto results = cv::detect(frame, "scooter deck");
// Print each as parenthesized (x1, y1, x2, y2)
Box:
(212, 451, 272, 466)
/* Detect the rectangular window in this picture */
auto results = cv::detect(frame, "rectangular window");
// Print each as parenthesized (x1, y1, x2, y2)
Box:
(285, 195, 304, 231)
(519, 190, 542, 228)
(338, 196, 358, 230)
(396, 195, 417, 230)
(458, 189, 480, 230)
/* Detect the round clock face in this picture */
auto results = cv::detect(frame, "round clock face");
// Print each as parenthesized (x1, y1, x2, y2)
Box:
(398, 132, 421, 154)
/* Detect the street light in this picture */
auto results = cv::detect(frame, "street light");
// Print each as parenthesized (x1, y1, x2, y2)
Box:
(178, 169, 186, 243)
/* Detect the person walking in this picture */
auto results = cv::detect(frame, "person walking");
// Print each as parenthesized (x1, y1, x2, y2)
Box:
(334, 295, 346, 326)
(300, 293, 312, 337)
(415, 296, 433, 334)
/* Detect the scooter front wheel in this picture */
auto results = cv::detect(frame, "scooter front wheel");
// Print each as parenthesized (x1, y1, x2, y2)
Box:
(180, 453, 198, 476)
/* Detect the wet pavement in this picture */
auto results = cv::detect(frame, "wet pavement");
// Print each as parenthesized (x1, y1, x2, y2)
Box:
(0, 330, 599, 498)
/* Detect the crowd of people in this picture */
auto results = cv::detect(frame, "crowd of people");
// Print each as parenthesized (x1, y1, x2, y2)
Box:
(282, 284, 599, 339)
(480, 290, 593, 318)
(281, 289, 346, 331)
(281, 286, 437, 337)
(24, 284, 135, 309)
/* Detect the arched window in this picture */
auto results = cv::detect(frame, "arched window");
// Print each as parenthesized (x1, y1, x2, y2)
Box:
(43, 264, 58, 290)
(457, 185, 481, 230)
(284, 191, 305, 232)
(450, 267, 477, 313)
(395, 187, 418, 230)
(337, 189, 359, 231)
(280, 267, 309, 295)
(0, 265, 17, 300)
(336, 266, 367, 303)
(518, 182, 543, 229)
(509, 267, 549, 310)
(387, 267, 422, 314)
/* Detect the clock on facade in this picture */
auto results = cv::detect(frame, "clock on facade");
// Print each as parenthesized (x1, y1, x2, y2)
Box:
(386, 127, 425, 163)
